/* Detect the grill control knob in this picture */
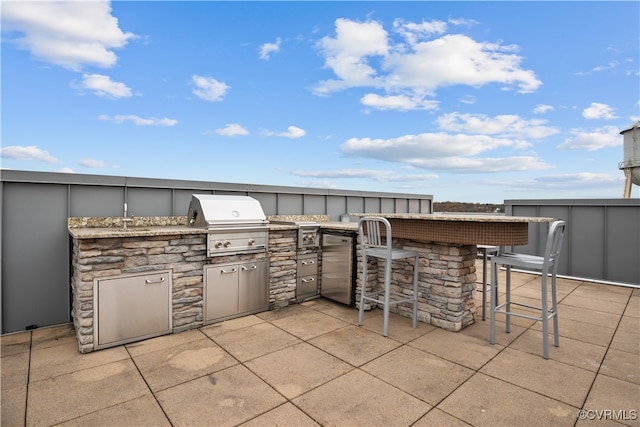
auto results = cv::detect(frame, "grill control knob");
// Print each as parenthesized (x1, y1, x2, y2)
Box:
(223, 240, 231, 248)
(214, 241, 223, 248)
(248, 239, 255, 246)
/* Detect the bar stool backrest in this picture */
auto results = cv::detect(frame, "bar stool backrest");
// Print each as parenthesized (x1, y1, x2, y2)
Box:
(358, 217, 393, 256)
(545, 220, 566, 265)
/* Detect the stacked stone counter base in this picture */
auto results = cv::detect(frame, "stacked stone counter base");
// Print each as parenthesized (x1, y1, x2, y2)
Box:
(356, 239, 477, 332)
(69, 217, 300, 353)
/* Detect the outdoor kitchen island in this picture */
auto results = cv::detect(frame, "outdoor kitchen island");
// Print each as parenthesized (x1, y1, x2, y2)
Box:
(68, 211, 556, 353)
(349, 213, 557, 331)
(68, 214, 351, 353)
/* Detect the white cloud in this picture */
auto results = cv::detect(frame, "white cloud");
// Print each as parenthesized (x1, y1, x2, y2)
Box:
(582, 102, 617, 119)
(78, 158, 110, 168)
(98, 114, 178, 126)
(291, 168, 438, 182)
(314, 18, 390, 95)
(557, 126, 621, 151)
(436, 112, 559, 139)
(341, 132, 552, 173)
(533, 104, 554, 114)
(191, 75, 230, 102)
(0, 145, 57, 163)
(259, 37, 281, 60)
(75, 73, 132, 98)
(498, 173, 623, 193)
(313, 18, 541, 104)
(214, 123, 249, 136)
(392, 18, 448, 45)
(57, 167, 75, 173)
(360, 93, 439, 111)
(1, 1, 135, 71)
(278, 126, 306, 139)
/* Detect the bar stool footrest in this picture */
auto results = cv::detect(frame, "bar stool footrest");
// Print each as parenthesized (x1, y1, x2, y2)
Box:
(493, 301, 557, 322)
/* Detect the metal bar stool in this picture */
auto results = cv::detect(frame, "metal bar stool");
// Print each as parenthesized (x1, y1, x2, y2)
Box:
(357, 217, 419, 337)
(477, 245, 499, 320)
(489, 220, 566, 359)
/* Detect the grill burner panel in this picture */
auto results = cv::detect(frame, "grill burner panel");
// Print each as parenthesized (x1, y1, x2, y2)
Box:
(187, 195, 269, 257)
(270, 220, 320, 249)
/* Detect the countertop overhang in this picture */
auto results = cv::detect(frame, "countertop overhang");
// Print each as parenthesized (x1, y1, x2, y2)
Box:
(348, 213, 557, 246)
(348, 213, 556, 223)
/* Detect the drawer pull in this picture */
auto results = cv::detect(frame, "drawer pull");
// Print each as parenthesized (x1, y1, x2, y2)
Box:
(301, 277, 315, 283)
(241, 265, 258, 271)
(221, 268, 238, 274)
(301, 260, 315, 265)
(145, 277, 166, 284)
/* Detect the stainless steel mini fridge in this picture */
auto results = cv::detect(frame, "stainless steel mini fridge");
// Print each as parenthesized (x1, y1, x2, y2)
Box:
(321, 232, 355, 305)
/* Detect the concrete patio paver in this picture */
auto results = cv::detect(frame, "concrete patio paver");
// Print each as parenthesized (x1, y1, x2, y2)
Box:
(582, 374, 640, 427)
(202, 322, 301, 362)
(130, 336, 238, 392)
(55, 394, 171, 427)
(292, 369, 429, 427)
(509, 328, 607, 372)
(410, 328, 504, 370)
(26, 358, 150, 426)
(1, 267, 638, 427)
(307, 325, 401, 367)
(238, 402, 320, 427)
(244, 342, 353, 399)
(438, 373, 578, 427)
(156, 364, 287, 427)
(361, 345, 475, 405)
(479, 347, 596, 407)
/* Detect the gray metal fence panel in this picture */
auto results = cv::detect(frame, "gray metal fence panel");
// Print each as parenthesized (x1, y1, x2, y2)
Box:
(1, 170, 432, 333)
(70, 185, 124, 217)
(364, 197, 381, 213)
(507, 199, 639, 285)
(303, 194, 325, 214)
(2, 182, 71, 332)
(277, 193, 303, 215)
(606, 206, 640, 283)
(127, 187, 173, 217)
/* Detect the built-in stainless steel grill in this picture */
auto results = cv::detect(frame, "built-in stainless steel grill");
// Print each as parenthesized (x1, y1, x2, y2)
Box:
(187, 195, 268, 257)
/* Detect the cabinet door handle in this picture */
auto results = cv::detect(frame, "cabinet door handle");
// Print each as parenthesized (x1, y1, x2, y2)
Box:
(241, 265, 258, 271)
(145, 277, 166, 284)
(221, 268, 237, 274)
(302, 260, 315, 265)
(301, 277, 315, 283)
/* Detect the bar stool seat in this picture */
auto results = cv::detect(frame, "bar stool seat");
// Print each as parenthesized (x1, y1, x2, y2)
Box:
(357, 217, 419, 337)
(477, 245, 499, 320)
(490, 220, 566, 359)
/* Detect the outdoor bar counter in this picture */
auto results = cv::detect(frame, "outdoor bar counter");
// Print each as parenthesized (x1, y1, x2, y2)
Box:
(349, 213, 557, 331)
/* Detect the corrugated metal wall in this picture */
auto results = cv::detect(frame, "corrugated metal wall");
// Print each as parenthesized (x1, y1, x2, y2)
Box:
(505, 199, 640, 286)
(0, 170, 432, 334)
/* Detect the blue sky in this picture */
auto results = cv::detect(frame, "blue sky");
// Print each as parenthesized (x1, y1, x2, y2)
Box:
(2, 1, 639, 203)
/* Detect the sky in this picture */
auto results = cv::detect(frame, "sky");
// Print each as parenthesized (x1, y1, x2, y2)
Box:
(2, 1, 639, 203)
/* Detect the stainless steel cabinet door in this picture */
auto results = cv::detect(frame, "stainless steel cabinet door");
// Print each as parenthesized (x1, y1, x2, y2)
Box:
(205, 265, 240, 320)
(239, 260, 268, 313)
(95, 271, 171, 349)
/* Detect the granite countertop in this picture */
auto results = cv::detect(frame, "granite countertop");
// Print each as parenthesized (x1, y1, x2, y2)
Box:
(68, 215, 359, 239)
(348, 213, 557, 223)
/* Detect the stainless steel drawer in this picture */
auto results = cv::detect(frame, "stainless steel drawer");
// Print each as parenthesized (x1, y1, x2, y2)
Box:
(297, 275, 317, 298)
(297, 254, 318, 276)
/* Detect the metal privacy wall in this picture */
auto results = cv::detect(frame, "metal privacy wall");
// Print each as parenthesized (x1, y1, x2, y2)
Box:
(0, 170, 432, 334)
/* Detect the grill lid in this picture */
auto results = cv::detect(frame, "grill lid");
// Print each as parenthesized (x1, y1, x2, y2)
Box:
(187, 195, 267, 228)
